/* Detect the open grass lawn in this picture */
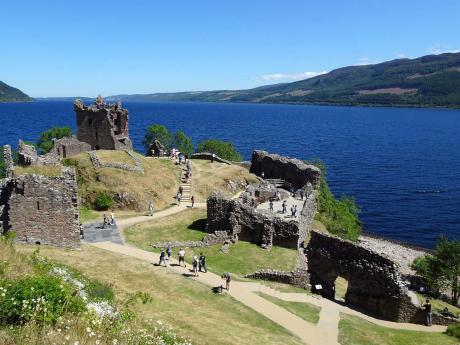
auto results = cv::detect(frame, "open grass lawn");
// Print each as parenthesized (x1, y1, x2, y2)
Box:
(17, 244, 301, 345)
(65, 151, 181, 213)
(339, 313, 458, 345)
(256, 292, 321, 324)
(191, 159, 259, 202)
(124, 208, 298, 278)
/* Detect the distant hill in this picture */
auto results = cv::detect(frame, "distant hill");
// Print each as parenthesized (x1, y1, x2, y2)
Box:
(108, 52, 460, 108)
(0, 81, 33, 102)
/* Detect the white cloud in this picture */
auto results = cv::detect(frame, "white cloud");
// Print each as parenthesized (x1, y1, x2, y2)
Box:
(427, 45, 460, 55)
(260, 71, 327, 82)
(396, 53, 406, 59)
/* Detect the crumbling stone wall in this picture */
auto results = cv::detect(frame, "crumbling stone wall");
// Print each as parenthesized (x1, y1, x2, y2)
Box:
(0, 167, 80, 248)
(74, 97, 133, 151)
(306, 231, 426, 322)
(3, 145, 14, 178)
(18, 140, 38, 166)
(207, 192, 305, 249)
(51, 136, 91, 159)
(191, 152, 232, 165)
(250, 150, 321, 189)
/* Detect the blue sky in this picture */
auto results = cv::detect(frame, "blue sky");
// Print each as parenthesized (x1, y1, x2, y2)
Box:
(1, 0, 459, 97)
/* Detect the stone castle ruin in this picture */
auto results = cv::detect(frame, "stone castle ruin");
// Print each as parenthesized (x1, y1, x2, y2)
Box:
(207, 150, 455, 325)
(0, 145, 80, 248)
(74, 96, 133, 151)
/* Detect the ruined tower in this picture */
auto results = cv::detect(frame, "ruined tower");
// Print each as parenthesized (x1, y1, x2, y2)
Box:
(74, 96, 133, 151)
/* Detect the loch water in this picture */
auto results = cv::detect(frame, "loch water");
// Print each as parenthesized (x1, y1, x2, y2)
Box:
(1, 100, 459, 248)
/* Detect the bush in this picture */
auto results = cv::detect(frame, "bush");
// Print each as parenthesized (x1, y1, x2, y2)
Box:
(93, 192, 113, 211)
(36, 127, 72, 154)
(447, 323, 460, 339)
(142, 124, 171, 151)
(0, 275, 85, 324)
(197, 139, 242, 161)
(173, 131, 194, 156)
(312, 160, 361, 241)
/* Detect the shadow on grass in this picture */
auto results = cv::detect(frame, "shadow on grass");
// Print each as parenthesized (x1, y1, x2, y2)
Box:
(187, 218, 207, 231)
(211, 286, 225, 294)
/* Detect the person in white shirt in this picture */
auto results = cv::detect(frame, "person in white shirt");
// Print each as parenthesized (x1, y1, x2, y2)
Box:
(178, 248, 186, 267)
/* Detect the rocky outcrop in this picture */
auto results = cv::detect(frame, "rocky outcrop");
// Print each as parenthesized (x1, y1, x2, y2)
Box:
(250, 150, 321, 189)
(74, 97, 133, 151)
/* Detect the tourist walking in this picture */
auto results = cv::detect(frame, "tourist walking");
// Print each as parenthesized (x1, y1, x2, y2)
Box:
(291, 205, 295, 218)
(166, 242, 172, 261)
(110, 210, 116, 225)
(211, 153, 215, 163)
(178, 248, 186, 267)
(79, 223, 84, 239)
(192, 256, 199, 276)
(176, 192, 182, 205)
(102, 214, 109, 228)
(269, 199, 273, 212)
(148, 200, 154, 216)
(199, 253, 207, 272)
(191, 195, 195, 208)
(221, 272, 231, 291)
(282, 200, 287, 214)
(276, 191, 281, 201)
(422, 299, 432, 326)
(159, 250, 167, 267)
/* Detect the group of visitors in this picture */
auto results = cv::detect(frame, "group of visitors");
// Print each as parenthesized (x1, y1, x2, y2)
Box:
(158, 245, 207, 276)
(101, 210, 116, 228)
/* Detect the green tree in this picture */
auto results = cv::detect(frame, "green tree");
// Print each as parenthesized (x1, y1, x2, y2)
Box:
(142, 124, 171, 151)
(310, 160, 361, 241)
(172, 131, 194, 156)
(0, 153, 5, 179)
(197, 139, 242, 161)
(412, 236, 460, 305)
(37, 127, 72, 153)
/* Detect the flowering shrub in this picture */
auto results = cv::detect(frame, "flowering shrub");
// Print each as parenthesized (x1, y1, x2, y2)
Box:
(0, 275, 85, 324)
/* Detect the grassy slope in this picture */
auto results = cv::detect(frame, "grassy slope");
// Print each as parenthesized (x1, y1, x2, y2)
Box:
(124, 208, 298, 278)
(17, 244, 301, 345)
(66, 151, 181, 214)
(256, 292, 320, 324)
(339, 314, 457, 345)
(416, 293, 460, 315)
(191, 159, 259, 202)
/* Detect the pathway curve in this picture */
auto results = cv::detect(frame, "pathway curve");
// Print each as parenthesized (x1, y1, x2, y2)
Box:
(89, 239, 446, 345)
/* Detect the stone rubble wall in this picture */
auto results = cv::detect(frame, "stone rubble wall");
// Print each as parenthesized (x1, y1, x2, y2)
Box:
(88, 150, 144, 174)
(0, 167, 80, 248)
(250, 150, 321, 189)
(3, 145, 15, 178)
(18, 140, 39, 166)
(245, 269, 310, 289)
(191, 152, 231, 165)
(51, 136, 92, 159)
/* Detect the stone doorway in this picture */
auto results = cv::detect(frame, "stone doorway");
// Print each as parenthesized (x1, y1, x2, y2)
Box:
(334, 276, 349, 302)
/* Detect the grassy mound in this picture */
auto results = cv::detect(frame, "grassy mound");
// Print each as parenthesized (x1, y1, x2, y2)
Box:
(63, 151, 181, 213)
(124, 208, 298, 278)
(191, 159, 259, 202)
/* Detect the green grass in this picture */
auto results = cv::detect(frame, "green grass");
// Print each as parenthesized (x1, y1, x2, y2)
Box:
(339, 313, 458, 345)
(416, 293, 460, 316)
(124, 208, 298, 278)
(256, 292, 320, 324)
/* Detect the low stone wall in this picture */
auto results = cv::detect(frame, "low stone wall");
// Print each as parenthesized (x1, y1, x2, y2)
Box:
(52, 136, 91, 159)
(191, 152, 231, 165)
(245, 269, 309, 289)
(250, 150, 320, 189)
(88, 150, 144, 173)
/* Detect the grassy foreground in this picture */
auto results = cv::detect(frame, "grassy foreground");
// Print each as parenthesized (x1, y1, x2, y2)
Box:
(256, 292, 321, 324)
(124, 208, 298, 278)
(338, 313, 457, 345)
(18, 244, 301, 345)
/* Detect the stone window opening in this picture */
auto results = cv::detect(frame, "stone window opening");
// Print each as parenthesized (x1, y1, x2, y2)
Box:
(334, 276, 349, 303)
(36, 200, 40, 210)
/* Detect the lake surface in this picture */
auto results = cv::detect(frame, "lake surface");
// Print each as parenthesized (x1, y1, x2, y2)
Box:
(1, 101, 459, 248)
